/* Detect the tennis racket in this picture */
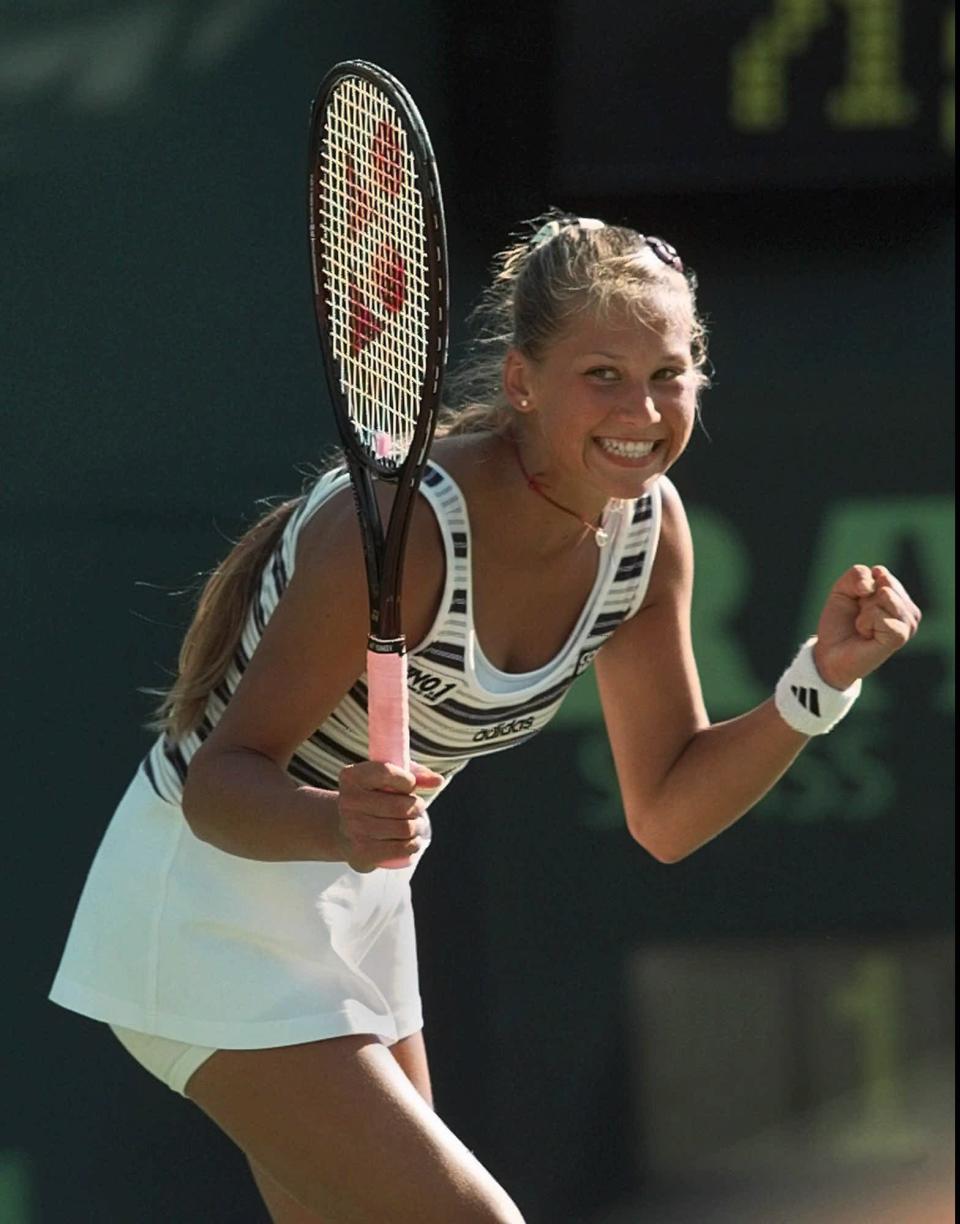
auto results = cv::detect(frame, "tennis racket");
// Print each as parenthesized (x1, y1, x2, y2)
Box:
(308, 61, 448, 868)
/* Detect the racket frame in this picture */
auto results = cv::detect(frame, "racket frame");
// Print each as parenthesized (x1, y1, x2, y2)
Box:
(308, 59, 448, 651)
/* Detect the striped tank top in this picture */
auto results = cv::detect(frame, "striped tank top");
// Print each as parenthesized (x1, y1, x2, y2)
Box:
(144, 460, 663, 805)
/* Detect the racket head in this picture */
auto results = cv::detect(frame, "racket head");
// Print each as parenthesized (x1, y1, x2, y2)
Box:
(308, 60, 448, 482)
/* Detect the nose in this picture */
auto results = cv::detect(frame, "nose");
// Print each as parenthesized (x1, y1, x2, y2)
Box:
(628, 391, 661, 423)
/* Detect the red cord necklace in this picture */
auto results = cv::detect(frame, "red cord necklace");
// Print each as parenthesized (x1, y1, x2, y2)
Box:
(510, 435, 612, 548)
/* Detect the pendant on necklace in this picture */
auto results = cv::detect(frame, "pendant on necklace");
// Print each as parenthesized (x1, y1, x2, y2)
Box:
(596, 498, 625, 548)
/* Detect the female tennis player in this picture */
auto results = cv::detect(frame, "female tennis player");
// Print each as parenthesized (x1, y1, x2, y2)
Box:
(50, 216, 920, 1223)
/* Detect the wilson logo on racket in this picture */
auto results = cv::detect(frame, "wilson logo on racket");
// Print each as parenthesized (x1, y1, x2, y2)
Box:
(347, 249, 406, 354)
(339, 120, 409, 355)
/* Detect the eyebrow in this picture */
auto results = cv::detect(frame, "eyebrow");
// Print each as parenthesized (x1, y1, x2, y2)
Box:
(584, 349, 690, 364)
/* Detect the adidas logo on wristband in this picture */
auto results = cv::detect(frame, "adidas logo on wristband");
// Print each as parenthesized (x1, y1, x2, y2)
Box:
(775, 638, 861, 736)
(789, 684, 821, 717)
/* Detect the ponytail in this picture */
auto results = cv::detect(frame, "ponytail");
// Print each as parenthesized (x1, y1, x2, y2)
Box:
(149, 496, 304, 739)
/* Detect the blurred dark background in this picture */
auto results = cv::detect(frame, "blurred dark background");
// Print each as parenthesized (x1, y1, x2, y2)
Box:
(2, 2, 954, 1221)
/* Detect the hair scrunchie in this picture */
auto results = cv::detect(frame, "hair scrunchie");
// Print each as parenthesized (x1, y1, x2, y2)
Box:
(530, 215, 605, 248)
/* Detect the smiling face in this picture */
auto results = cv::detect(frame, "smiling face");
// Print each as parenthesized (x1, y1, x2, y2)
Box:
(504, 301, 700, 516)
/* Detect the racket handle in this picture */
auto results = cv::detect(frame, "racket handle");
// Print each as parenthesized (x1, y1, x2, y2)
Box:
(366, 643, 415, 869)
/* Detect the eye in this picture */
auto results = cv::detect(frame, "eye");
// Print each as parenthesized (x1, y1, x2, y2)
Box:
(585, 366, 620, 381)
(653, 367, 684, 381)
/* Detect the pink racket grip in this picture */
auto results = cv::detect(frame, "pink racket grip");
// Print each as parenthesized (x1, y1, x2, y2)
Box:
(366, 644, 414, 869)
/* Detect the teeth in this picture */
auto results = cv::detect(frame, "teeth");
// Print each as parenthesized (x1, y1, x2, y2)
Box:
(598, 438, 656, 458)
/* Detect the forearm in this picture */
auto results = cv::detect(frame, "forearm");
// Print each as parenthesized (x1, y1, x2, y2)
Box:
(182, 746, 346, 862)
(628, 699, 808, 862)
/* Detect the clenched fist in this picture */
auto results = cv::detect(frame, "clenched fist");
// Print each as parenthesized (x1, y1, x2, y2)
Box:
(336, 760, 443, 872)
(813, 565, 921, 691)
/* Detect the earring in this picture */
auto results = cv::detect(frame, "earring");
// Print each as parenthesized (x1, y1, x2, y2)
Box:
(520, 399, 529, 408)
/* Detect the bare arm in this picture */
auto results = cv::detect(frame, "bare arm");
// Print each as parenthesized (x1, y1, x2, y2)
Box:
(181, 487, 444, 866)
(595, 479, 919, 863)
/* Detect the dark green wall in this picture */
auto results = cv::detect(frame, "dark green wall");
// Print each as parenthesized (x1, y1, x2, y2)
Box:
(2, 4, 952, 1222)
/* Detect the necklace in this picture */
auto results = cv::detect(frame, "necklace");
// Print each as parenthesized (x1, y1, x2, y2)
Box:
(510, 436, 614, 548)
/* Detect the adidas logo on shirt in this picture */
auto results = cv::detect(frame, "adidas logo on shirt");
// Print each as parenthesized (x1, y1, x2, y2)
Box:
(473, 718, 535, 743)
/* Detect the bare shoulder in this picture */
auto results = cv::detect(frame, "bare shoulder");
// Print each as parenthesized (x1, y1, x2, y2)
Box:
(296, 469, 446, 652)
(428, 431, 513, 523)
(428, 431, 504, 480)
(294, 481, 365, 573)
(191, 486, 366, 765)
(640, 475, 695, 613)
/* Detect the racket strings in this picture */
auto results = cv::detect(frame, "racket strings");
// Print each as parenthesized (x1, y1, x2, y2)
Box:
(319, 77, 432, 467)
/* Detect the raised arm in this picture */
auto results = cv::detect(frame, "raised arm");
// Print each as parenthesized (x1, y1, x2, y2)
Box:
(595, 479, 920, 862)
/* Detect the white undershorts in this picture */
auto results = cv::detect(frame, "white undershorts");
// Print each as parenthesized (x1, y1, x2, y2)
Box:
(110, 1025, 217, 1096)
(111, 988, 423, 1099)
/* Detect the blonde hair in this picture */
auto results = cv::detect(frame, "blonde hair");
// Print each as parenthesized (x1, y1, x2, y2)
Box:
(438, 211, 710, 438)
(149, 495, 303, 739)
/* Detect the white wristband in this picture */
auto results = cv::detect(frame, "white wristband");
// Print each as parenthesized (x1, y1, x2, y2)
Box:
(774, 637, 862, 736)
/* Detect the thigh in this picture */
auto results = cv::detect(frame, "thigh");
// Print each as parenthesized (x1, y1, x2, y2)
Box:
(244, 1032, 436, 1224)
(187, 1035, 523, 1224)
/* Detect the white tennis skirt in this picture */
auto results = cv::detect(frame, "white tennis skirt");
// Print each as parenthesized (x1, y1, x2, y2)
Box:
(50, 766, 425, 1053)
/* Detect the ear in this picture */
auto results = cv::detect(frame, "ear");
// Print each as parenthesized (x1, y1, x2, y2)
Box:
(502, 348, 536, 413)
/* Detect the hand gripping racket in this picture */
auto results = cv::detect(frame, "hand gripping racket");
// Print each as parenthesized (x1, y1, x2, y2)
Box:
(308, 61, 448, 867)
